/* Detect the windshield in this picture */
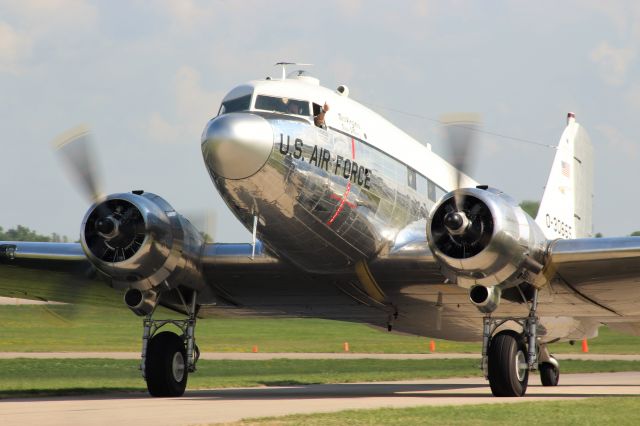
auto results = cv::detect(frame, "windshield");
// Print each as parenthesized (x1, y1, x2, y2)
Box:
(254, 95, 310, 116)
(218, 94, 252, 115)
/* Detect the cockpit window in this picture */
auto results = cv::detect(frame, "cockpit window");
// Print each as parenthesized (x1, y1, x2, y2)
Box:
(218, 94, 252, 115)
(255, 95, 310, 116)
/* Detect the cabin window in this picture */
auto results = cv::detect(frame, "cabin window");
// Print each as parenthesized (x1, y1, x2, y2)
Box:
(416, 175, 428, 197)
(427, 180, 436, 202)
(218, 94, 252, 115)
(407, 167, 416, 190)
(255, 95, 310, 116)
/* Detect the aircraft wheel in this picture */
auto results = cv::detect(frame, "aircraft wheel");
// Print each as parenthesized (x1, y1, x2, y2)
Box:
(488, 330, 529, 397)
(540, 360, 560, 386)
(145, 331, 188, 397)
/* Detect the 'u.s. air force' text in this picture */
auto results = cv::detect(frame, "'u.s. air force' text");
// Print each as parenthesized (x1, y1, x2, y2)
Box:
(278, 134, 372, 189)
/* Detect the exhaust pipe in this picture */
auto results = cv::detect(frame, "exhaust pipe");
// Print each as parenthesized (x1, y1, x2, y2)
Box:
(124, 288, 158, 316)
(469, 285, 501, 313)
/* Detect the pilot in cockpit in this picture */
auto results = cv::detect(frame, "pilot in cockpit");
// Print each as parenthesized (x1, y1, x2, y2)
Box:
(287, 103, 301, 115)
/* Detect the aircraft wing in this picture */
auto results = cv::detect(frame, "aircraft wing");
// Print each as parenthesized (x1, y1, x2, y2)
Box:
(5, 235, 640, 339)
(547, 237, 640, 318)
(0, 241, 306, 314)
(0, 241, 399, 328)
(0, 241, 122, 306)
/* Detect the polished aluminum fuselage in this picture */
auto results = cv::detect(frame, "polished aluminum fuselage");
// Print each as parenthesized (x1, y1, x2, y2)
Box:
(207, 113, 433, 273)
(193, 79, 640, 342)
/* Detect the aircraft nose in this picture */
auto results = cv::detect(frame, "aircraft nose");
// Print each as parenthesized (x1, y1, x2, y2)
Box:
(201, 113, 273, 180)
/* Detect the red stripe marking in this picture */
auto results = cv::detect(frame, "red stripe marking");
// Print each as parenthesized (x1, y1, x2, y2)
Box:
(327, 138, 357, 225)
(329, 193, 356, 208)
(328, 182, 351, 224)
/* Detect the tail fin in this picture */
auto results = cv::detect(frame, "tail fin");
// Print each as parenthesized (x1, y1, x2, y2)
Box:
(535, 113, 593, 239)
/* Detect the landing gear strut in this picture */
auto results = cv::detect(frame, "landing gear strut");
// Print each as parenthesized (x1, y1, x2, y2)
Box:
(140, 290, 199, 397)
(480, 289, 559, 396)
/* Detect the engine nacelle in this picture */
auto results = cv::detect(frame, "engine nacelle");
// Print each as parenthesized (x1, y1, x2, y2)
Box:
(469, 284, 501, 313)
(81, 191, 205, 293)
(427, 187, 547, 289)
(124, 288, 158, 316)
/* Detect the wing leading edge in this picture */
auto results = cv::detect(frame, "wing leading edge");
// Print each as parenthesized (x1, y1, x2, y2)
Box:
(0, 241, 120, 306)
(547, 237, 640, 317)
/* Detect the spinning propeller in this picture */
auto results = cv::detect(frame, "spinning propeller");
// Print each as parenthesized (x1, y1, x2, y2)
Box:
(54, 126, 216, 258)
(430, 113, 491, 259)
(54, 126, 142, 261)
(54, 125, 104, 204)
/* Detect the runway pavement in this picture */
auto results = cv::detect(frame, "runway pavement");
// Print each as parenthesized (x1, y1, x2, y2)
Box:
(1, 351, 639, 360)
(1, 372, 639, 426)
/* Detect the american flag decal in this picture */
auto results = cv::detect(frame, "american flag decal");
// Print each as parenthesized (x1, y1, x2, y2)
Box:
(561, 160, 570, 178)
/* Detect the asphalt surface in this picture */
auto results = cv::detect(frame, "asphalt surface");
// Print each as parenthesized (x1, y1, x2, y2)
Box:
(1, 372, 639, 426)
(1, 351, 639, 360)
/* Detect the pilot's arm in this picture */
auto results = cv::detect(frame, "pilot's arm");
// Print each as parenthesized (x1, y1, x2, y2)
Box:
(315, 103, 329, 128)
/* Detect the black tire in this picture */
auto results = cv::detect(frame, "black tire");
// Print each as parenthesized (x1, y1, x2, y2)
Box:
(145, 331, 188, 397)
(540, 361, 560, 386)
(488, 330, 529, 397)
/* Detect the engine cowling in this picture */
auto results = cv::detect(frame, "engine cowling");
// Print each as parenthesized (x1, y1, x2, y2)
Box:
(427, 187, 547, 289)
(81, 191, 205, 293)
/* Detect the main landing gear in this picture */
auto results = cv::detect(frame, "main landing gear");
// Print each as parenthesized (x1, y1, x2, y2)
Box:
(480, 289, 559, 396)
(140, 290, 200, 397)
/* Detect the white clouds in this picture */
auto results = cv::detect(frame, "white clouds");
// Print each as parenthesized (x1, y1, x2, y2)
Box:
(146, 66, 223, 144)
(0, 22, 30, 73)
(581, 2, 640, 87)
(579, 1, 640, 41)
(147, 112, 180, 144)
(339, 0, 364, 16)
(175, 66, 214, 118)
(0, 0, 98, 74)
(160, 0, 215, 31)
(589, 42, 635, 86)
(2, 1, 640, 240)
(5, 0, 97, 29)
(413, 1, 429, 17)
(595, 124, 637, 158)
(624, 83, 640, 111)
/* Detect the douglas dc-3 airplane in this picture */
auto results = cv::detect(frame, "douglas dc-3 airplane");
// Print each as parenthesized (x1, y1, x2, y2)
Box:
(2, 64, 640, 398)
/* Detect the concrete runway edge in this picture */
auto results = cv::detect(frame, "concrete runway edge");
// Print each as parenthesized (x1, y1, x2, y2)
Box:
(1, 372, 639, 426)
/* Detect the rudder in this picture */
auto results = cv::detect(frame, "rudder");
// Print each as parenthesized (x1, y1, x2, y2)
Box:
(534, 113, 593, 239)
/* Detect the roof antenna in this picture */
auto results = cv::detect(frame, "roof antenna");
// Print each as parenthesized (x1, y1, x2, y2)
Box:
(275, 62, 313, 80)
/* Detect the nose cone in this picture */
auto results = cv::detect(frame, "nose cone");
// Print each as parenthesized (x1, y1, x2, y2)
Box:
(201, 113, 273, 180)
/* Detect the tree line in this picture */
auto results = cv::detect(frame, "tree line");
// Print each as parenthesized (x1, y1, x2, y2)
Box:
(0, 225, 70, 242)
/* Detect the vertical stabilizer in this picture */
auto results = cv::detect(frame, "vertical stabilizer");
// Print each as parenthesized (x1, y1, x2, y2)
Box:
(535, 113, 593, 239)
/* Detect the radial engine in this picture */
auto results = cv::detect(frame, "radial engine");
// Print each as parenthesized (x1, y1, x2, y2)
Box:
(427, 187, 549, 311)
(80, 191, 205, 315)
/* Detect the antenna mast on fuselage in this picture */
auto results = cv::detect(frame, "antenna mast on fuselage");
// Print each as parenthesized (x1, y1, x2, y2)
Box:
(275, 62, 313, 80)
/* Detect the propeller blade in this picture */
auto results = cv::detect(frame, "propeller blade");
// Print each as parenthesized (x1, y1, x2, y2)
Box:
(440, 113, 482, 211)
(52, 125, 107, 316)
(53, 125, 103, 204)
(183, 210, 218, 243)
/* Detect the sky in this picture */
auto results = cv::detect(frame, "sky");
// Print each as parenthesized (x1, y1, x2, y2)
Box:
(2, 0, 640, 242)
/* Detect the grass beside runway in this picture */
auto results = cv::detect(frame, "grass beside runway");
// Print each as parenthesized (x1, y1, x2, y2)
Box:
(0, 304, 477, 353)
(1, 358, 640, 399)
(228, 397, 640, 425)
(1, 304, 639, 354)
